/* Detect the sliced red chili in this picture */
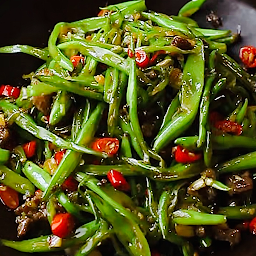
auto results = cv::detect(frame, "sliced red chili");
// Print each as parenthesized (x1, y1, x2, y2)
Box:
(0, 185, 19, 209)
(249, 217, 256, 235)
(51, 212, 75, 238)
(239, 46, 256, 68)
(174, 145, 202, 164)
(107, 169, 130, 191)
(54, 150, 66, 165)
(97, 9, 111, 17)
(0, 85, 20, 99)
(135, 49, 150, 68)
(62, 176, 78, 192)
(70, 55, 85, 68)
(149, 50, 166, 65)
(91, 137, 119, 156)
(23, 140, 37, 158)
(128, 48, 134, 58)
(214, 120, 243, 135)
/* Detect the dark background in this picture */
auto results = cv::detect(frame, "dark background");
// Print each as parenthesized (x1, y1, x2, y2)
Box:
(0, 0, 256, 255)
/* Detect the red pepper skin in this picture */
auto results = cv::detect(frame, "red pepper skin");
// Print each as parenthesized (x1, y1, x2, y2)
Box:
(214, 120, 243, 135)
(107, 169, 130, 191)
(239, 46, 256, 68)
(249, 217, 256, 235)
(0, 185, 19, 209)
(54, 150, 66, 165)
(51, 213, 75, 238)
(174, 145, 202, 164)
(149, 50, 166, 65)
(92, 138, 119, 156)
(0, 85, 20, 99)
(135, 49, 150, 68)
(70, 55, 85, 68)
(23, 141, 37, 158)
(209, 111, 223, 124)
(128, 48, 134, 58)
(62, 176, 78, 192)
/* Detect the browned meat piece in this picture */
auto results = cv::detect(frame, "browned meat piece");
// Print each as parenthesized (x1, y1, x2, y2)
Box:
(32, 94, 52, 115)
(226, 171, 253, 195)
(212, 226, 241, 246)
(15, 190, 47, 237)
(171, 36, 195, 50)
(206, 11, 222, 28)
(0, 125, 10, 145)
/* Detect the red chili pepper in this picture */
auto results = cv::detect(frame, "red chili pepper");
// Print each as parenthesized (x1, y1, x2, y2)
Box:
(54, 150, 66, 165)
(0, 85, 20, 99)
(97, 9, 111, 17)
(150, 50, 166, 65)
(128, 48, 134, 58)
(135, 49, 149, 68)
(51, 213, 75, 238)
(0, 185, 19, 209)
(62, 176, 78, 192)
(174, 145, 202, 164)
(249, 217, 256, 235)
(91, 137, 119, 156)
(107, 169, 130, 191)
(214, 120, 243, 135)
(239, 46, 256, 68)
(23, 141, 37, 158)
(70, 55, 85, 68)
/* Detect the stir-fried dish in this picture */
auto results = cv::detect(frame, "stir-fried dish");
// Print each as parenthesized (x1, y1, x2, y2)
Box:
(1, 0, 256, 255)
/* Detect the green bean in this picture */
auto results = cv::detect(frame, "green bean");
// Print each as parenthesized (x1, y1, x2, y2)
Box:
(75, 219, 110, 256)
(198, 50, 216, 148)
(160, 94, 180, 131)
(58, 41, 129, 74)
(211, 77, 227, 99)
(158, 182, 183, 239)
(178, 0, 206, 17)
(27, 79, 59, 97)
(137, 45, 197, 54)
(0, 100, 105, 157)
(49, 90, 72, 125)
(0, 45, 49, 60)
(153, 40, 205, 152)
(170, 15, 199, 27)
(218, 204, 256, 219)
(43, 102, 105, 199)
(141, 12, 192, 36)
(76, 172, 142, 225)
(48, 22, 73, 71)
(123, 157, 204, 181)
(218, 53, 256, 101)
(120, 134, 133, 158)
(236, 98, 248, 124)
(145, 178, 158, 220)
(37, 75, 103, 100)
(0, 165, 35, 195)
(1, 220, 100, 253)
(89, 192, 151, 256)
(173, 209, 226, 225)
(71, 100, 91, 141)
(174, 136, 198, 150)
(120, 117, 143, 159)
(0, 148, 10, 164)
(217, 151, 256, 174)
(46, 196, 56, 224)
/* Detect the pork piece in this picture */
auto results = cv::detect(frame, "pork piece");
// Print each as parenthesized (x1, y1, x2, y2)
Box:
(226, 171, 253, 195)
(212, 226, 241, 246)
(206, 11, 222, 28)
(32, 94, 52, 115)
(171, 36, 195, 50)
(0, 125, 10, 146)
(15, 190, 47, 236)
